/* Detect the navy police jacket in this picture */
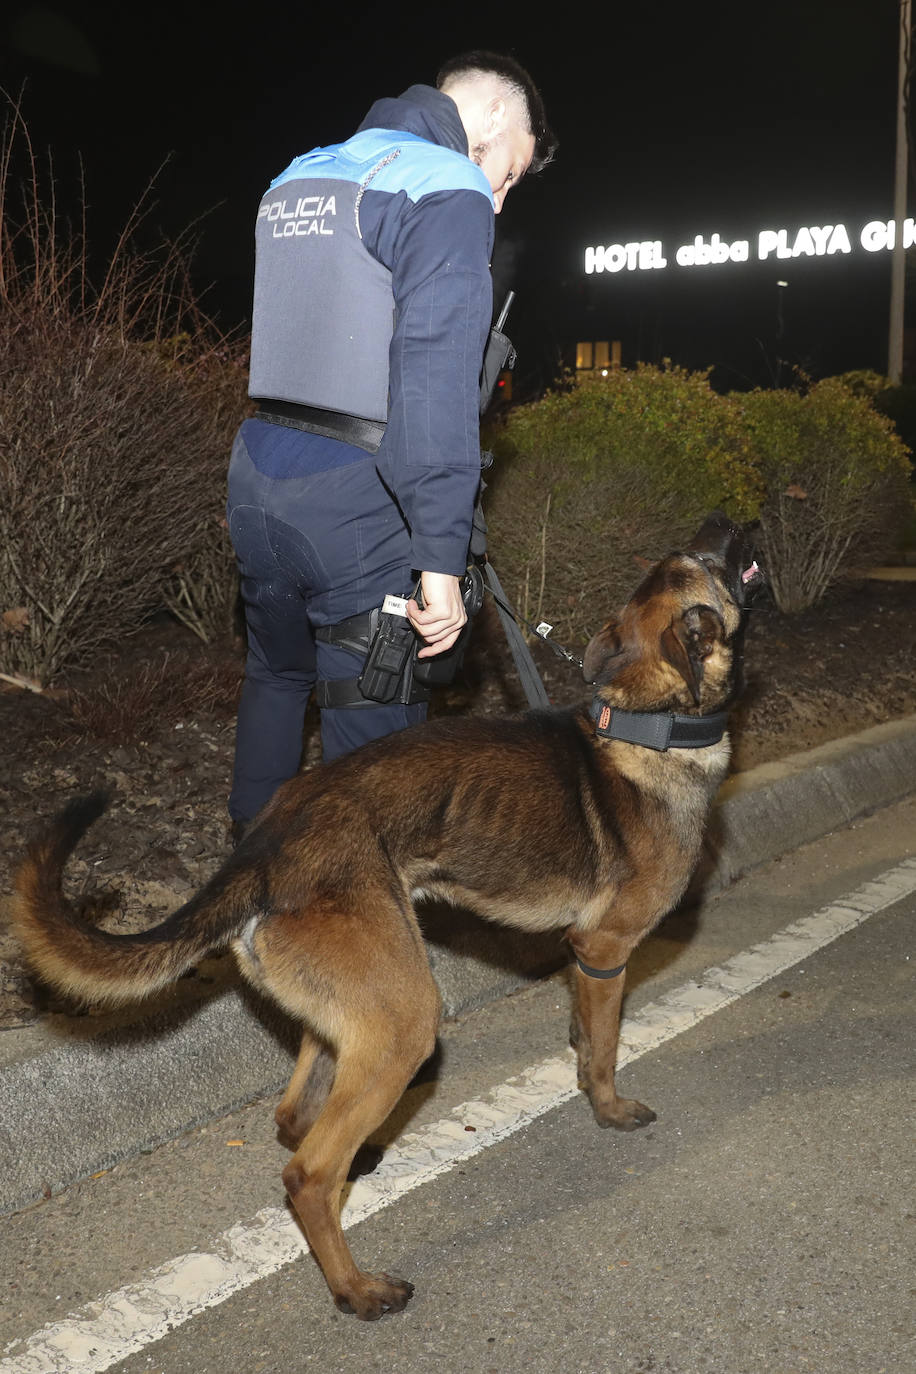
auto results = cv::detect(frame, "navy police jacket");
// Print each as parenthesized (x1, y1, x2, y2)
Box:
(248, 85, 495, 577)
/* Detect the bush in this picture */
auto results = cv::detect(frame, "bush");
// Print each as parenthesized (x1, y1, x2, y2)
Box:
(483, 365, 762, 645)
(157, 343, 249, 645)
(0, 99, 247, 687)
(736, 378, 913, 612)
(834, 370, 916, 466)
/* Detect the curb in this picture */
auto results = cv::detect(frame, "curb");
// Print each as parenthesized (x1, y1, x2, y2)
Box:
(2, 714, 915, 1216)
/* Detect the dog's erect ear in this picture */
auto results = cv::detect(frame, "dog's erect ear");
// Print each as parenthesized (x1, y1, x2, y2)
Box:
(660, 605, 724, 704)
(583, 617, 624, 684)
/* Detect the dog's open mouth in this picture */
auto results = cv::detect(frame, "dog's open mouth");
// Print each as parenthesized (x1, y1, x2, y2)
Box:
(731, 553, 765, 606)
(741, 559, 764, 591)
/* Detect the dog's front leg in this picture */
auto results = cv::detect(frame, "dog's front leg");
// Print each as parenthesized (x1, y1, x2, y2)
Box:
(568, 935, 656, 1132)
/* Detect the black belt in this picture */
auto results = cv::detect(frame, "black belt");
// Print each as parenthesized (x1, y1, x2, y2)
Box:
(313, 677, 430, 709)
(253, 399, 386, 455)
(315, 611, 377, 658)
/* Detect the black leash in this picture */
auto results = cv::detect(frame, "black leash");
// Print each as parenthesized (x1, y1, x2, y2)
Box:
(481, 561, 583, 709)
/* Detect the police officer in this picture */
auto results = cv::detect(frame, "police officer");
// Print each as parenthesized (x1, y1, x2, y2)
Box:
(226, 51, 555, 835)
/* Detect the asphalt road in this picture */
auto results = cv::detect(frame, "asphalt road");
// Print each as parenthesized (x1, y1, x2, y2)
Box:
(1, 794, 913, 1374)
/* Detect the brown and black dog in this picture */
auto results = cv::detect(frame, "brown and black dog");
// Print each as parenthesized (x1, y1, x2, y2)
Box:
(11, 512, 762, 1320)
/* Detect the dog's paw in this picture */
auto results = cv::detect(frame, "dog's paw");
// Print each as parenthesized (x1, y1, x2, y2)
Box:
(592, 1096, 657, 1132)
(334, 1272, 415, 1320)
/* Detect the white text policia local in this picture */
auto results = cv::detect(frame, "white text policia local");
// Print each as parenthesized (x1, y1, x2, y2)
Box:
(584, 219, 916, 274)
(258, 195, 337, 237)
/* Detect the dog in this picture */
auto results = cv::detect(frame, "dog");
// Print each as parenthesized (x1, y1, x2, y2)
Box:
(11, 511, 762, 1320)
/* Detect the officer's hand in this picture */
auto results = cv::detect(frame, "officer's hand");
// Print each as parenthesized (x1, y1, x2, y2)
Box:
(407, 571, 467, 658)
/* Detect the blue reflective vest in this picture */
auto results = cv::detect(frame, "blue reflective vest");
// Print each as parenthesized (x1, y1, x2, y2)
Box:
(248, 87, 496, 575)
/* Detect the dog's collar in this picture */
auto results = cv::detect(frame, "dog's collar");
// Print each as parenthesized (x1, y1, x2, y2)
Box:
(590, 698, 729, 751)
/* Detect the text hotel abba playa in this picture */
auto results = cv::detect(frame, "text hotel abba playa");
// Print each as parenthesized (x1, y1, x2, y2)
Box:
(584, 218, 916, 274)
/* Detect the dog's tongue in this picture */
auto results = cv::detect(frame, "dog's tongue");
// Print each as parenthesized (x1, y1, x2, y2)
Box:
(741, 560, 763, 586)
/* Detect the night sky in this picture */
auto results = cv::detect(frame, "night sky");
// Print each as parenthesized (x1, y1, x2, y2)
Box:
(1, 0, 906, 393)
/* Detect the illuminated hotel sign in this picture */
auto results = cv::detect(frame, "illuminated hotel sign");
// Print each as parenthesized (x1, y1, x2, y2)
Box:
(584, 219, 916, 274)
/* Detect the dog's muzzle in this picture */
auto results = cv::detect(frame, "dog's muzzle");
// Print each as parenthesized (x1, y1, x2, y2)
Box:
(687, 511, 765, 606)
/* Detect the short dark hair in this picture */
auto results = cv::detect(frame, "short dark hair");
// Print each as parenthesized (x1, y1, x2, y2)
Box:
(436, 50, 557, 174)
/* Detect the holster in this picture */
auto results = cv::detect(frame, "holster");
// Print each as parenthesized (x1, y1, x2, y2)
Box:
(314, 566, 485, 709)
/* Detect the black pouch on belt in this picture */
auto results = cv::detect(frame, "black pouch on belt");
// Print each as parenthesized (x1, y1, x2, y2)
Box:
(357, 595, 417, 703)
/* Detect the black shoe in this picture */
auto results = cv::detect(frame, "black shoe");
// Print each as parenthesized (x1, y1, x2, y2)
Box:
(229, 819, 249, 849)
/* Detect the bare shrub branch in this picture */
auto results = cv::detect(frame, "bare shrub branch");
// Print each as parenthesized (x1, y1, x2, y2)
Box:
(0, 93, 248, 685)
(62, 649, 242, 742)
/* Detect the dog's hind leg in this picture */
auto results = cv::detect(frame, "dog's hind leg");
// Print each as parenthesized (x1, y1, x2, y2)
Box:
(250, 867, 440, 1316)
(275, 1030, 335, 1149)
(260, 889, 441, 1319)
(281, 987, 439, 1320)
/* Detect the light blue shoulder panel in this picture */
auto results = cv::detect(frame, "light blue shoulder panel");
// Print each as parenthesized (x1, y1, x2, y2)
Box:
(268, 129, 494, 208)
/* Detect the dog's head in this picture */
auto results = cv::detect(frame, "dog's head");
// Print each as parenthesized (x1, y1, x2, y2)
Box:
(583, 512, 764, 714)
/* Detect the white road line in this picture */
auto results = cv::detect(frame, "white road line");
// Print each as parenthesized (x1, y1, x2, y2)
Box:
(4, 857, 915, 1373)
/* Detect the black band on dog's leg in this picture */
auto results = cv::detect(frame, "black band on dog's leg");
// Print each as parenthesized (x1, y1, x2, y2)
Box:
(575, 957, 627, 980)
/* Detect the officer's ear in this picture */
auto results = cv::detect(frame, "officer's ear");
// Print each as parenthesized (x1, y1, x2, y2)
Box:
(484, 95, 509, 138)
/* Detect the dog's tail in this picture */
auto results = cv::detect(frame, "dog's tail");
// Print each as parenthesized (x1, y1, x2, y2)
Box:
(11, 793, 262, 1008)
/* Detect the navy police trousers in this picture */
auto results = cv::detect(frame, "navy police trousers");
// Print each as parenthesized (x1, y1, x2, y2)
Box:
(226, 418, 426, 826)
